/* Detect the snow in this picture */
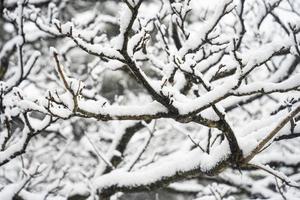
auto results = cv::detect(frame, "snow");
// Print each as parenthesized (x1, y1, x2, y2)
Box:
(1, 0, 300, 199)
(78, 99, 168, 117)
(175, 75, 238, 114)
(60, 22, 73, 35)
(241, 38, 293, 75)
(0, 36, 23, 62)
(251, 161, 299, 187)
(127, 30, 146, 57)
(0, 127, 29, 165)
(234, 73, 300, 95)
(0, 180, 27, 200)
(93, 141, 230, 191)
(179, 0, 233, 57)
(73, 36, 123, 59)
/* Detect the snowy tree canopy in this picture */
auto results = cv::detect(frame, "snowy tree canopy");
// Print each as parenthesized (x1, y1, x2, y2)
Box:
(0, 0, 300, 199)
